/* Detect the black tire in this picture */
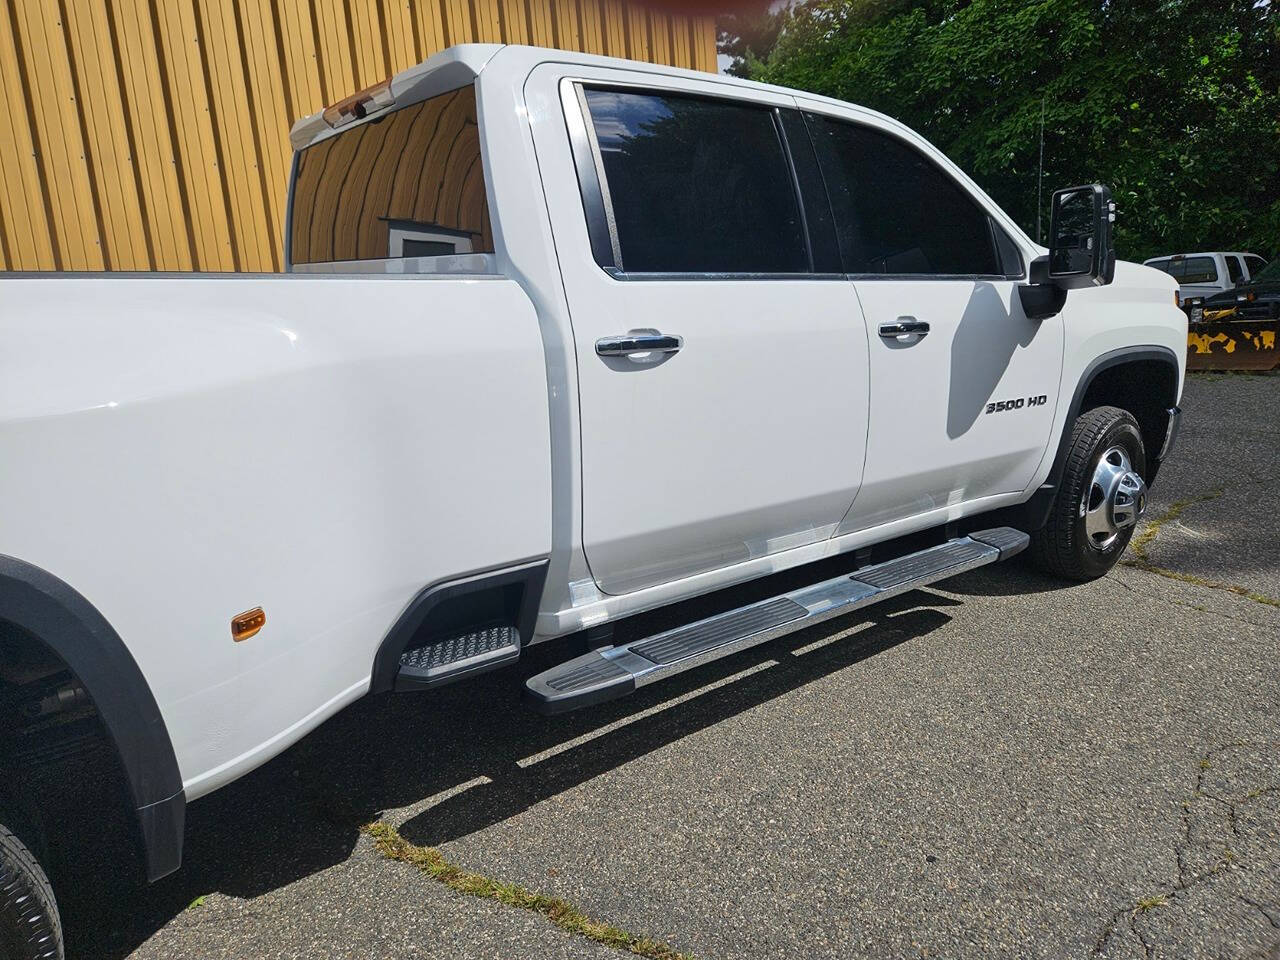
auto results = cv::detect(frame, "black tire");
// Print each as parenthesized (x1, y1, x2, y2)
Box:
(0, 823, 62, 960)
(1029, 405, 1147, 581)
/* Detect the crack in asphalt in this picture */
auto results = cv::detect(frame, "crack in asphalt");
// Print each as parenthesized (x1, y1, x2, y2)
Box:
(363, 822, 695, 960)
(1240, 894, 1280, 931)
(1100, 573, 1275, 629)
(1092, 742, 1280, 957)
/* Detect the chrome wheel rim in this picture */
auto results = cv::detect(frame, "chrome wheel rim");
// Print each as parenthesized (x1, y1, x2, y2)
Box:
(1079, 445, 1147, 551)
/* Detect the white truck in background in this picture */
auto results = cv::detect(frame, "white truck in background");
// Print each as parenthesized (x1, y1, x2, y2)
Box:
(1144, 250, 1269, 317)
(0, 45, 1185, 959)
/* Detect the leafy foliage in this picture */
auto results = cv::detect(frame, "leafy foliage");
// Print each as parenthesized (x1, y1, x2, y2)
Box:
(717, 0, 790, 77)
(727, 0, 1279, 262)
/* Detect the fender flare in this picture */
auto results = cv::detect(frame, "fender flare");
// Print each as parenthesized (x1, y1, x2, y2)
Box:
(1022, 345, 1180, 530)
(0, 556, 184, 881)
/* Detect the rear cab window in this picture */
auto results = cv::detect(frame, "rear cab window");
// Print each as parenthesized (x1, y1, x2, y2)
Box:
(289, 85, 494, 270)
(1178, 257, 1218, 284)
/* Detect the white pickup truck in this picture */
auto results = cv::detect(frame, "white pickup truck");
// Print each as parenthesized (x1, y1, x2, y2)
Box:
(0, 44, 1186, 958)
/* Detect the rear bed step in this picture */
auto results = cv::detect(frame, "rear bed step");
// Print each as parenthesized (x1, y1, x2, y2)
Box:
(395, 625, 520, 690)
(525, 527, 1028, 714)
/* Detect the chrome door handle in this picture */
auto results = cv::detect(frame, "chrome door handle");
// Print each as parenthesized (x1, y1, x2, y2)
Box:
(596, 333, 683, 358)
(878, 318, 930, 341)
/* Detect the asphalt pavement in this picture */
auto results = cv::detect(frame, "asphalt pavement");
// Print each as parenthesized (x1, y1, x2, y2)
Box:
(69, 372, 1279, 960)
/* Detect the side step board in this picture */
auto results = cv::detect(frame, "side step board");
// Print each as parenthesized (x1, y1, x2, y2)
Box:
(525, 527, 1028, 714)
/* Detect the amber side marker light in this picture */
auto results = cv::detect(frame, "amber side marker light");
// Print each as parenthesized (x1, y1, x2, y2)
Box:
(232, 607, 266, 642)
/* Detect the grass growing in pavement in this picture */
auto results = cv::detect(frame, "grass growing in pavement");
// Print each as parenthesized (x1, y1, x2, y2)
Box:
(364, 822, 694, 960)
(1135, 895, 1168, 913)
(1127, 490, 1223, 561)
(1123, 490, 1280, 608)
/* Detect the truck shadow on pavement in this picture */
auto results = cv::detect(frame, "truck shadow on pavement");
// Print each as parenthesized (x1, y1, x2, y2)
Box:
(938, 561, 1080, 598)
(68, 586, 973, 958)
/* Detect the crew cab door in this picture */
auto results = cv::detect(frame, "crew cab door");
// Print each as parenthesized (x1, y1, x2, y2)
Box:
(528, 67, 869, 595)
(795, 101, 1063, 532)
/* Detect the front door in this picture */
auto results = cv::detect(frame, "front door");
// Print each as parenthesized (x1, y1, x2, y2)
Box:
(534, 69, 870, 596)
(796, 101, 1064, 533)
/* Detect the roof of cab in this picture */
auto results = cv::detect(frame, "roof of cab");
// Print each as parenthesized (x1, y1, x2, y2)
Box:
(288, 42, 882, 153)
(285, 42, 1033, 246)
(1143, 252, 1257, 262)
(289, 44, 502, 151)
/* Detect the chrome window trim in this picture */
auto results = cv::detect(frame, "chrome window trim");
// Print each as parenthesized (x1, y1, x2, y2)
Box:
(564, 80, 623, 269)
(844, 272, 1016, 283)
(290, 252, 500, 275)
(602, 270, 848, 282)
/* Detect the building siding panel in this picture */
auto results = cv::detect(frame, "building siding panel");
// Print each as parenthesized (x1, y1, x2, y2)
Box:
(1, 0, 712, 272)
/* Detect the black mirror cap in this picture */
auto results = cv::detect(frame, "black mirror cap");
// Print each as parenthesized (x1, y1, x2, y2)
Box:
(1020, 256, 1068, 319)
(1047, 183, 1116, 290)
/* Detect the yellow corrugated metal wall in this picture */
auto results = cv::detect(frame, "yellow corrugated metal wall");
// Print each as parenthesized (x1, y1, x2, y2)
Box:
(0, 0, 717, 272)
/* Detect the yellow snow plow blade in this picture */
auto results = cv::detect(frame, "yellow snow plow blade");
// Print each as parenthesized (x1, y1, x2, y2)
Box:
(1187, 320, 1280, 371)
(1202, 307, 1239, 323)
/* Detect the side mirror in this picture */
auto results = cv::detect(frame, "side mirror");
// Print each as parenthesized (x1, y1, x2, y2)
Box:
(1019, 183, 1116, 320)
(1048, 184, 1116, 289)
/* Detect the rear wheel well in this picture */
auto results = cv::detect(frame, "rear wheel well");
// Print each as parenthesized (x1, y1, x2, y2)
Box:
(1078, 357, 1177, 480)
(0, 621, 141, 879)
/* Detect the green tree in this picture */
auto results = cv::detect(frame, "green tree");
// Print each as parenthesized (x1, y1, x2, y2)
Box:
(730, 0, 1280, 262)
(717, 1, 789, 78)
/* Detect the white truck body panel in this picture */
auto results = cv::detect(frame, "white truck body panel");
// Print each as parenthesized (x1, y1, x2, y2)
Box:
(0, 274, 550, 797)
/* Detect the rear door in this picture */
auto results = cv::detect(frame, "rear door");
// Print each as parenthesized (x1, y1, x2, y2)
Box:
(528, 66, 869, 596)
(796, 101, 1063, 533)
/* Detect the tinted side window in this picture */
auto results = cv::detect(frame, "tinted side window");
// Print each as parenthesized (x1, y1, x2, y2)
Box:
(290, 86, 493, 264)
(1180, 256, 1218, 284)
(1227, 256, 1243, 283)
(583, 89, 808, 273)
(804, 114, 999, 276)
(1245, 255, 1267, 276)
